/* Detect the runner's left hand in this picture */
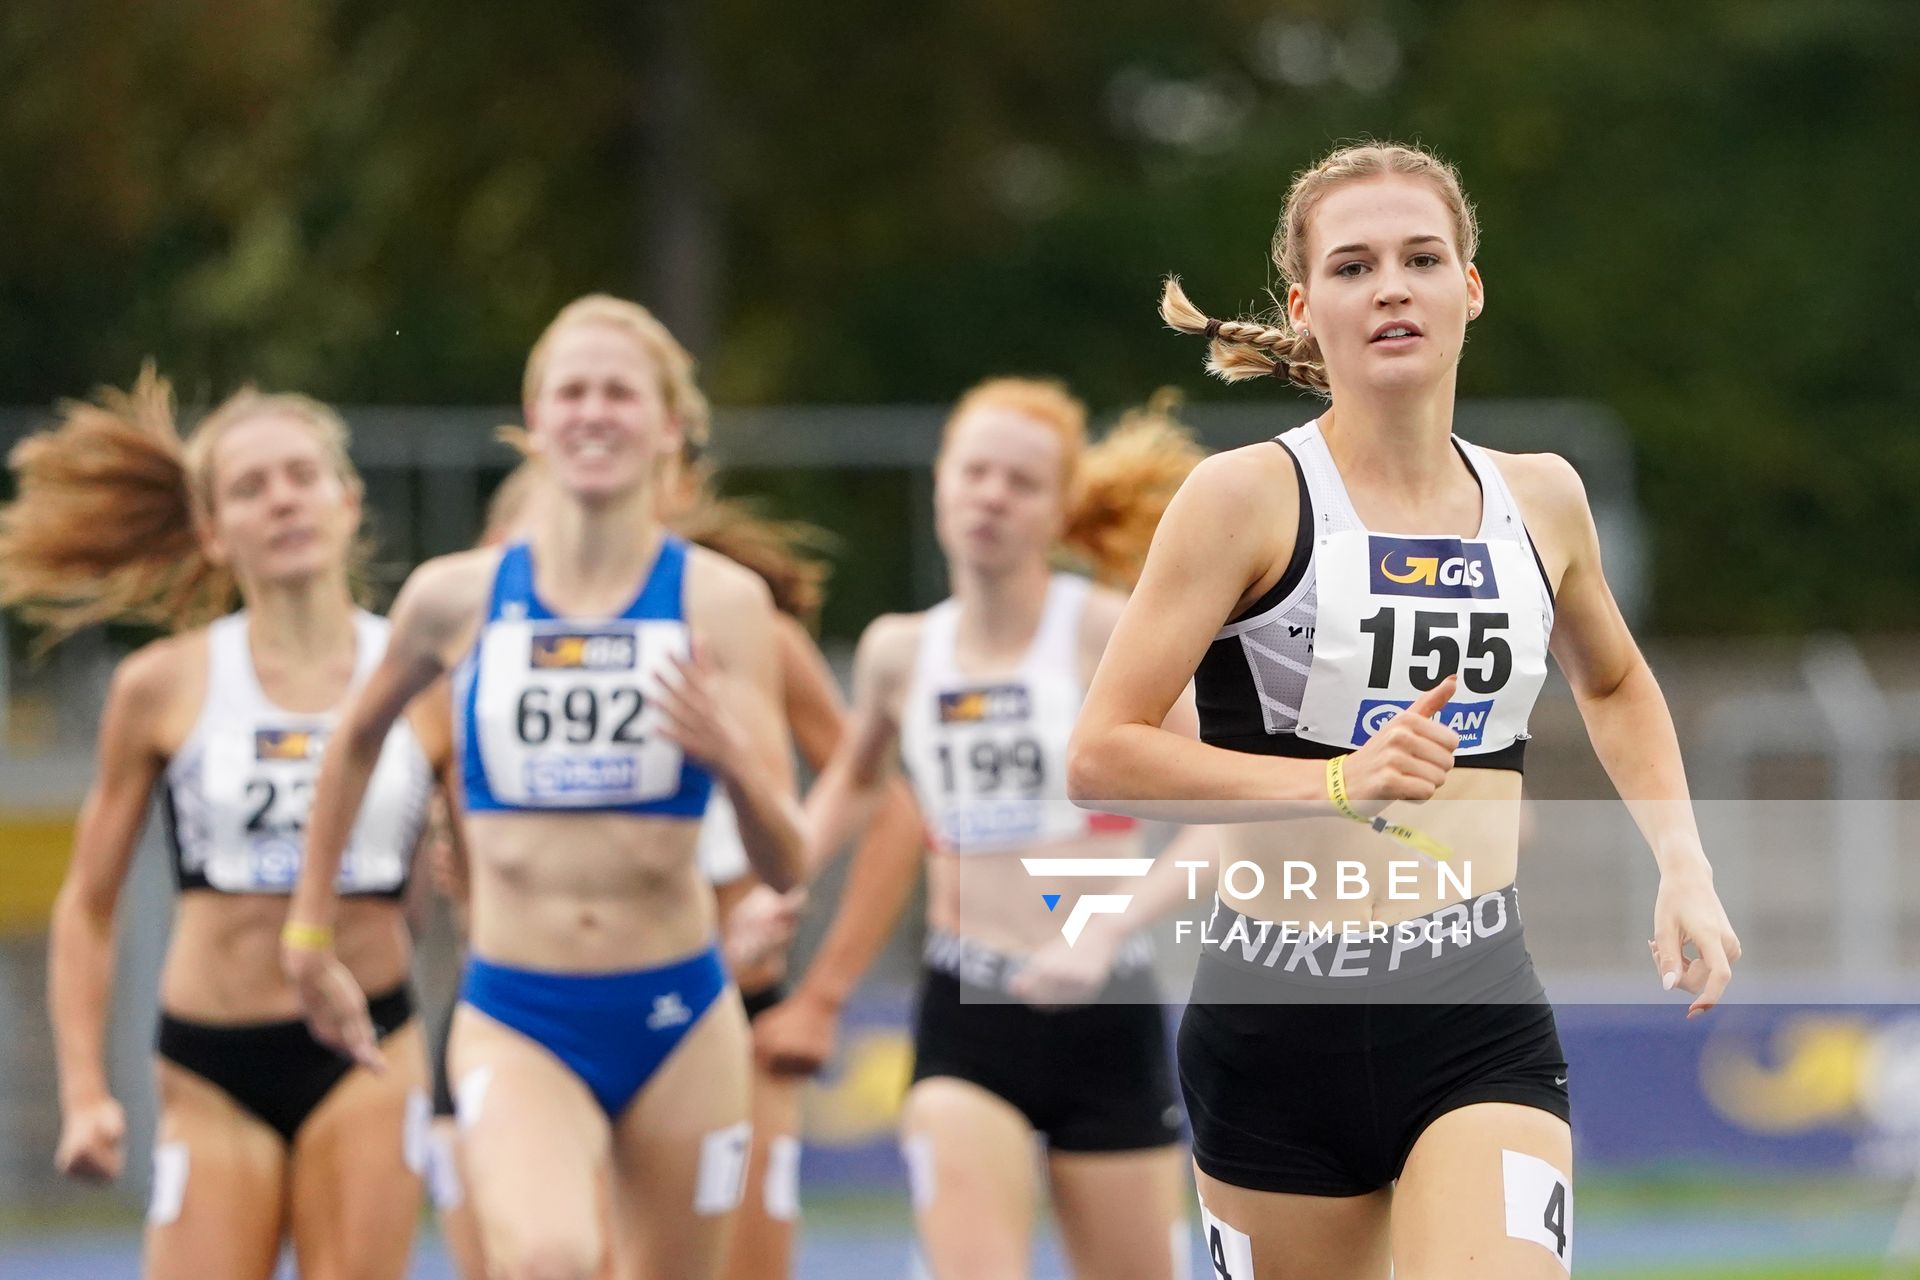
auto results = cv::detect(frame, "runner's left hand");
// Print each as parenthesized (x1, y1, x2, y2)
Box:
(1007, 927, 1121, 1009)
(723, 883, 807, 976)
(654, 638, 752, 779)
(1650, 865, 1741, 1019)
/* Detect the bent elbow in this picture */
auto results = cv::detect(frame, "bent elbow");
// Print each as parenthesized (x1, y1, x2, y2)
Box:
(51, 876, 115, 937)
(1066, 728, 1112, 809)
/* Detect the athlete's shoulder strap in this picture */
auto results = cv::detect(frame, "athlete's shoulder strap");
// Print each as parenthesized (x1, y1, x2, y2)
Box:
(202, 611, 259, 718)
(1278, 419, 1362, 533)
(1453, 438, 1556, 605)
(1452, 437, 1527, 542)
(1273, 419, 1318, 448)
(206, 610, 248, 672)
(487, 542, 537, 619)
(1029, 573, 1091, 678)
(351, 610, 391, 684)
(908, 598, 960, 695)
(627, 533, 689, 621)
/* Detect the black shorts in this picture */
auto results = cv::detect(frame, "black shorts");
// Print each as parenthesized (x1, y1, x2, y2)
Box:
(1179, 887, 1570, 1196)
(741, 980, 786, 1022)
(158, 985, 416, 1144)
(910, 933, 1181, 1154)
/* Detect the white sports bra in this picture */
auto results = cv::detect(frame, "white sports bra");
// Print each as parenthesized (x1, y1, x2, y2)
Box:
(164, 611, 433, 897)
(898, 574, 1124, 854)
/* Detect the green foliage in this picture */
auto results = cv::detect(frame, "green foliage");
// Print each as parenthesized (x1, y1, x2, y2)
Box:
(0, 0, 1914, 631)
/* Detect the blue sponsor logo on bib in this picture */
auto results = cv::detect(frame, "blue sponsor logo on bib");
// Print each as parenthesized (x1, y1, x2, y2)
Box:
(524, 755, 641, 797)
(1369, 536, 1498, 599)
(940, 798, 1045, 847)
(246, 838, 302, 887)
(1352, 697, 1494, 750)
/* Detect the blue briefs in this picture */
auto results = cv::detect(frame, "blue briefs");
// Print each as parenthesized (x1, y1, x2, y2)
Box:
(460, 946, 731, 1119)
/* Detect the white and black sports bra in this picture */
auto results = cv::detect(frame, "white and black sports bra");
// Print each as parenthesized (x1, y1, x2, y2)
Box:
(163, 611, 434, 898)
(1195, 420, 1556, 773)
(899, 574, 1135, 852)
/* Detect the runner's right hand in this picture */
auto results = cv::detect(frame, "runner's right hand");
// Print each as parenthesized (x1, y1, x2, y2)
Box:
(54, 1094, 126, 1183)
(753, 988, 841, 1078)
(1339, 674, 1461, 811)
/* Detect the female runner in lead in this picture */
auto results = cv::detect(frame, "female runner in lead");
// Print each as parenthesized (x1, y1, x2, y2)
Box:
(6, 370, 447, 1279)
(764, 377, 1207, 1280)
(285, 294, 805, 1280)
(1068, 142, 1741, 1279)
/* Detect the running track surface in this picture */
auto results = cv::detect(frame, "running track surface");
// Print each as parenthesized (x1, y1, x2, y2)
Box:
(0, 1201, 1907, 1280)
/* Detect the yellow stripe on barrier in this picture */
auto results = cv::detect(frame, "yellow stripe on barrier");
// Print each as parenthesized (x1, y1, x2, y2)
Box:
(0, 813, 75, 934)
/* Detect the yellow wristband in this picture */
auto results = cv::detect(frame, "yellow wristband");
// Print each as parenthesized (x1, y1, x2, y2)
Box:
(1325, 754, 1367, 822)
(280, 921, 335, 952)
(1325, 755, 1453, 862)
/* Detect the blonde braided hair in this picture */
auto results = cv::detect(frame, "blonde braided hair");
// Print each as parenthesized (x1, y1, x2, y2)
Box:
(1161, 141, 1478, 396)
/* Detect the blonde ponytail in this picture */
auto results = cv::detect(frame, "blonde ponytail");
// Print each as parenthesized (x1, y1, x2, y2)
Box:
(0, 366, 370, 652)
(0, 366, 233, 649)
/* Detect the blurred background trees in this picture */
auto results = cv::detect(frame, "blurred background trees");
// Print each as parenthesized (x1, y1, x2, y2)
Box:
(1, 0, 1914, 633)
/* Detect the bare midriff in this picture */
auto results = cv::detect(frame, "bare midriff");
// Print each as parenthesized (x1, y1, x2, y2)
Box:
(162, 892, 410, 1022)
(463, 810, 714, 973)
(928, 826, 1149, 958)
(1217, 765, 1523, 929)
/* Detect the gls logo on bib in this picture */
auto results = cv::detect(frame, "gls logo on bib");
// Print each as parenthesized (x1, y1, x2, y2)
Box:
(1369, 536, 1498, 600)
(939, 684, 1032, 724)
(531, 631, 638, 671)
(1353, 697, 1495, 750)
(255, 728, 324, 761)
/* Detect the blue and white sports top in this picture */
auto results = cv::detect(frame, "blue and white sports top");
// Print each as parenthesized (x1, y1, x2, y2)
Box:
(455, 537, 714, 817)
(164, 610, 433, 898)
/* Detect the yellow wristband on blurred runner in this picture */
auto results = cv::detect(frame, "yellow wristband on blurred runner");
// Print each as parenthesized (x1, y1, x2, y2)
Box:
(280, 921, 335, 951)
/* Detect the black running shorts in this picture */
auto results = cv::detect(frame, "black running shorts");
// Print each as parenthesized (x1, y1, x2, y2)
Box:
(1178, 886, 1570, 1196)
(910, 932, 1182, 1153)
